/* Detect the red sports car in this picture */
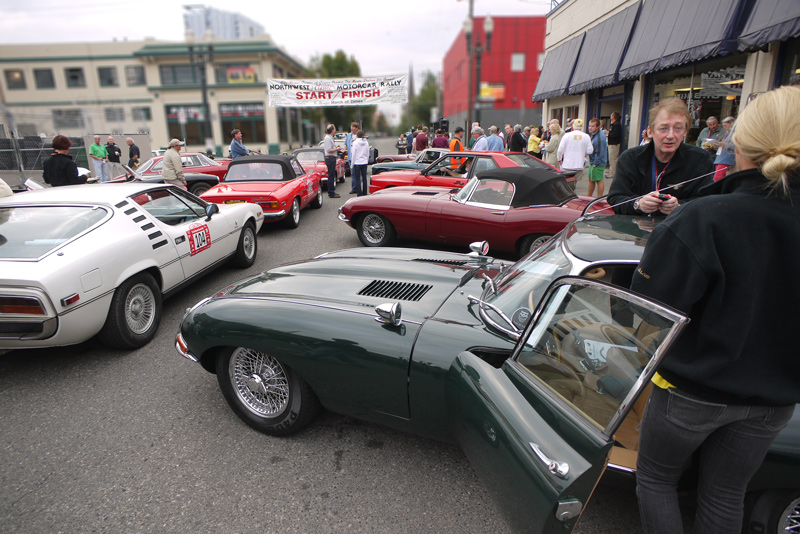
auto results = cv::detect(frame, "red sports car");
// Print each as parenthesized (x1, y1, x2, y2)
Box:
(292, 147, 345, 185)
(374, 153, 415, 163)
(135, 152, 231, 180)
(368, 151, 575, 194)
(340, 167, 610, 258)
(200, 154, 323, 229)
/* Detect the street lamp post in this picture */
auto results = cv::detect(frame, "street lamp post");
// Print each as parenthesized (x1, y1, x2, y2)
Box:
(185, 29, 215, 156)
(464, 15, 494, 128)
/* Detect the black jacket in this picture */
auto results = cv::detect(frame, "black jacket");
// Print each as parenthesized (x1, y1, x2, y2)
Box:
(631, 168, 800, 406)
(607, 121, 621, 145)
(608, 141, 714, 215)
(509, 132, 526, 152)
(42, 153, 84, 187)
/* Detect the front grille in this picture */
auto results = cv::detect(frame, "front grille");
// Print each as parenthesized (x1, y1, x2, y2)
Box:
(358, 280, 432, 302)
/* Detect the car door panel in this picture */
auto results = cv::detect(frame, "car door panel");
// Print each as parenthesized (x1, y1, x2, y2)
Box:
(449, 278, 688, 533)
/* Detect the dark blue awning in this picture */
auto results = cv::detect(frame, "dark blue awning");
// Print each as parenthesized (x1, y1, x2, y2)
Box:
(568, 3, 641, 94)
(531, 33, 585, 102)
(738, 0, 800, 51)
(618, 0, 744, 81)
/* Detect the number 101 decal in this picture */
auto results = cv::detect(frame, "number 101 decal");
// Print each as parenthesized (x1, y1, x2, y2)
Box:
(187, 223, 211, 256)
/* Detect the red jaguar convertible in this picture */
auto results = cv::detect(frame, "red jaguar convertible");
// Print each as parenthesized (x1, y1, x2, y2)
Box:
(367, 151, 575, 194)
(340, 167, 610, 258)
(201, 154, 323, 229)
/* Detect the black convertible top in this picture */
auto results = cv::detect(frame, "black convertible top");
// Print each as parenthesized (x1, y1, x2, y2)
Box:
(475, 167, 575, 207)
(225, 154, 298, 182)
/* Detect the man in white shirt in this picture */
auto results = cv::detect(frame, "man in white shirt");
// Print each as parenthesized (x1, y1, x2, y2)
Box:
(471, 127, 489, 152)
(557, 118, 593, 190)
(323, 124, 340, 198)
(350, 130, 370, 196)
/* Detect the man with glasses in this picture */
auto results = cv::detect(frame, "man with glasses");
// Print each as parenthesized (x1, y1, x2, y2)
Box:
(608, 98, 714, 215)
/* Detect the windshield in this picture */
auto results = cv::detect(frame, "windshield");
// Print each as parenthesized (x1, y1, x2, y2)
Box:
(295, 151, 323, 165)
(0, 205, 108, 259)
(484, 237, 574, 329)
(225, 162, 288, 182)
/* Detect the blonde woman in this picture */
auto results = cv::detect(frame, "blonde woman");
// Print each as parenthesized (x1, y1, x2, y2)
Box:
(527, 126, 542, 159)
(544, 123, 562, 167)
(631, 85, 800, 534)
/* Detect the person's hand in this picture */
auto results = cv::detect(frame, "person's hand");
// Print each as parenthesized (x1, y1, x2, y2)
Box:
(636, 192, 666, 214)
(658, 194, 678, 215)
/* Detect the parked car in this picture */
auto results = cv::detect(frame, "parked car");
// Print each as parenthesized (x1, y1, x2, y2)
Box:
(340, 167, 609, 258)
(110, 164, 220, 196)
(368, 151, 574, 194)
(0, 183, 263, 350)
(371, 147, 450, 175)
(176, 213, 799, 534)
(200, 154, 323, 229)
(375, 153, 414, 163)
(134, 152, 231, 181)
(292, 147, 345, 186)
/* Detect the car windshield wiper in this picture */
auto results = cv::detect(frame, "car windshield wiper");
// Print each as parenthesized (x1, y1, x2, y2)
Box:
(467, 293, 521, 340)
(481, 272, 496, 296)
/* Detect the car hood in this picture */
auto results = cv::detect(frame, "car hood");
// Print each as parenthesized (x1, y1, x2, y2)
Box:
(214, 247, 498, 323)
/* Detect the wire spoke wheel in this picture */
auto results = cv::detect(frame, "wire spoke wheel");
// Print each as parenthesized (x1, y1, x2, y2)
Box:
(124, 283, 156, 335)
(362, 213, 386, 244)
(229, 348, 290, 417)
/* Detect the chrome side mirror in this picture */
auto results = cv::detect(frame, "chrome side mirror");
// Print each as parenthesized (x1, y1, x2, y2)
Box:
(468, 241, 490, 257)
(374, 302, 402, 326)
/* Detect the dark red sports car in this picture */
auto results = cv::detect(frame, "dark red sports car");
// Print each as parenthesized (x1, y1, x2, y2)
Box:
(201, 154, 323, 229)
(340, 167, 609, 258)
(134, 152, 231, 180)
(368, 151, 575, 194)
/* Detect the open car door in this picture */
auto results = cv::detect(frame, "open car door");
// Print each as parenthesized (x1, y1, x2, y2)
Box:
(449, 277, 688, 533)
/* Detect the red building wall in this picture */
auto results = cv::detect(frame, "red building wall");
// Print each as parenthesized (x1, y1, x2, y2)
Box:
(442, 16, 546, 118)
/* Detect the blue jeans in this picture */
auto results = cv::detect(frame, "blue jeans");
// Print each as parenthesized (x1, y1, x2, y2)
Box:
(93, 160, 107, 182)
(636, 386, 794, 534)
(325, 157, 336, 196)
(352, 164, 368, 196)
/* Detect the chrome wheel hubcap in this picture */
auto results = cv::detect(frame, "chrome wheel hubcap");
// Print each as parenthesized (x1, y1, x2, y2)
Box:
(125, 283, 156, 334)
(243, 229, 255, 259)
(230, 348, 289, 417)
(362, 214, 385, 244)
(781, 496, 800, 532)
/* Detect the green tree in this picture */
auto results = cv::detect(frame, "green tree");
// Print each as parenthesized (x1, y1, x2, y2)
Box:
(305, 50, 376, 134)
(409, 71, 438, 129)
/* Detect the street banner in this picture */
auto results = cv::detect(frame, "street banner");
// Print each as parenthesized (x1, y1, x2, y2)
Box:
(267, 75, 408, 107)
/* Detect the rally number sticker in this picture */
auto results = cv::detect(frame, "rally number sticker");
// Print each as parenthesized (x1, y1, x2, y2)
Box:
(187, 224, 211, 256)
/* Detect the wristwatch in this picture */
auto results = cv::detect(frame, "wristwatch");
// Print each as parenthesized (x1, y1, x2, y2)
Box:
(633, 199, 641, 211)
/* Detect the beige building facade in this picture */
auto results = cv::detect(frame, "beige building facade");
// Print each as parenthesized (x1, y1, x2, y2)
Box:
(0, 37, 311, 157)
(533, 0, 800, 149)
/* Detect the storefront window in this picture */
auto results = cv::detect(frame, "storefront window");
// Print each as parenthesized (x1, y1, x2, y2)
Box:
(165, 105, 208, 145)
(647, 55, 746, 145)
(779, 38, 800, 87)
(220, 102, 266, 145)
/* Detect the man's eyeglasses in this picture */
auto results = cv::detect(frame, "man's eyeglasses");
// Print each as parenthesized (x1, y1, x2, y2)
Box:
(654, 125, 686, 135)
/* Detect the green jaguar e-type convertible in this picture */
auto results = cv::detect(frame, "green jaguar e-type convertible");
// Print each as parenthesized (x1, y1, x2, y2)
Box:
(176, 214, 800, 534)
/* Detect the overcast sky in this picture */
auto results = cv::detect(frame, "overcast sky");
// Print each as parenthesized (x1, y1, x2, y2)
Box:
(0, 0, 551, 124)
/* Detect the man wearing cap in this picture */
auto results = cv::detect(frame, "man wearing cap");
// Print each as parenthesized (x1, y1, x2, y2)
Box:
(557, 118, 593, 191)
(162, 139, 187, 190)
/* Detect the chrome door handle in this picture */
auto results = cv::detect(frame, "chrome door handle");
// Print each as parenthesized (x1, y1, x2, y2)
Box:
(491, 211, 504, 215)
(530, 443, 569, 479)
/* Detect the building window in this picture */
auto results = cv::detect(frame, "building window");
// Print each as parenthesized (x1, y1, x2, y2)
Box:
(52, 109, 84, 129)
(4, 69, 26, 89)
(165, 105, 208, 145)
(779, 38, 800, 87)
(105, 108, 125, 121)
(98, 67, 118, 87)
(511, 53, 526, 73)
(132, 107, 152, 121)
(34, 69, 55, 89)
(126, 65, 146, 86)
(159, 65, 198, 85)
(220, 102, 266, 144)
(215, 64, 257, 84)
(65, 67, 86, 88)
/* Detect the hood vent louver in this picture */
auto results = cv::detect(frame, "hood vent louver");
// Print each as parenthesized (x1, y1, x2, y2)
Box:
(414, 258, 468, 266)
(358, 280, 432, 301)
(412, 191, 439, 196)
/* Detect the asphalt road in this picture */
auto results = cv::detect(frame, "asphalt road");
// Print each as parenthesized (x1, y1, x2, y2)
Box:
(0, 137, 647, 533)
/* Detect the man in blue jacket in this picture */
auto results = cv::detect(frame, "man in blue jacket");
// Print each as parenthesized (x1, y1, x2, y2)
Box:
(587, 118, 608, 197)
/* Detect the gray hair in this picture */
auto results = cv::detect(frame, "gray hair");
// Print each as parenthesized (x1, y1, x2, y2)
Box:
(722, 116, 735, 124)
(707, 116, 719, 124)
(489, 125, 498, 134)
(471, 126, 484, 136)
(513, 124, 522, 133)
